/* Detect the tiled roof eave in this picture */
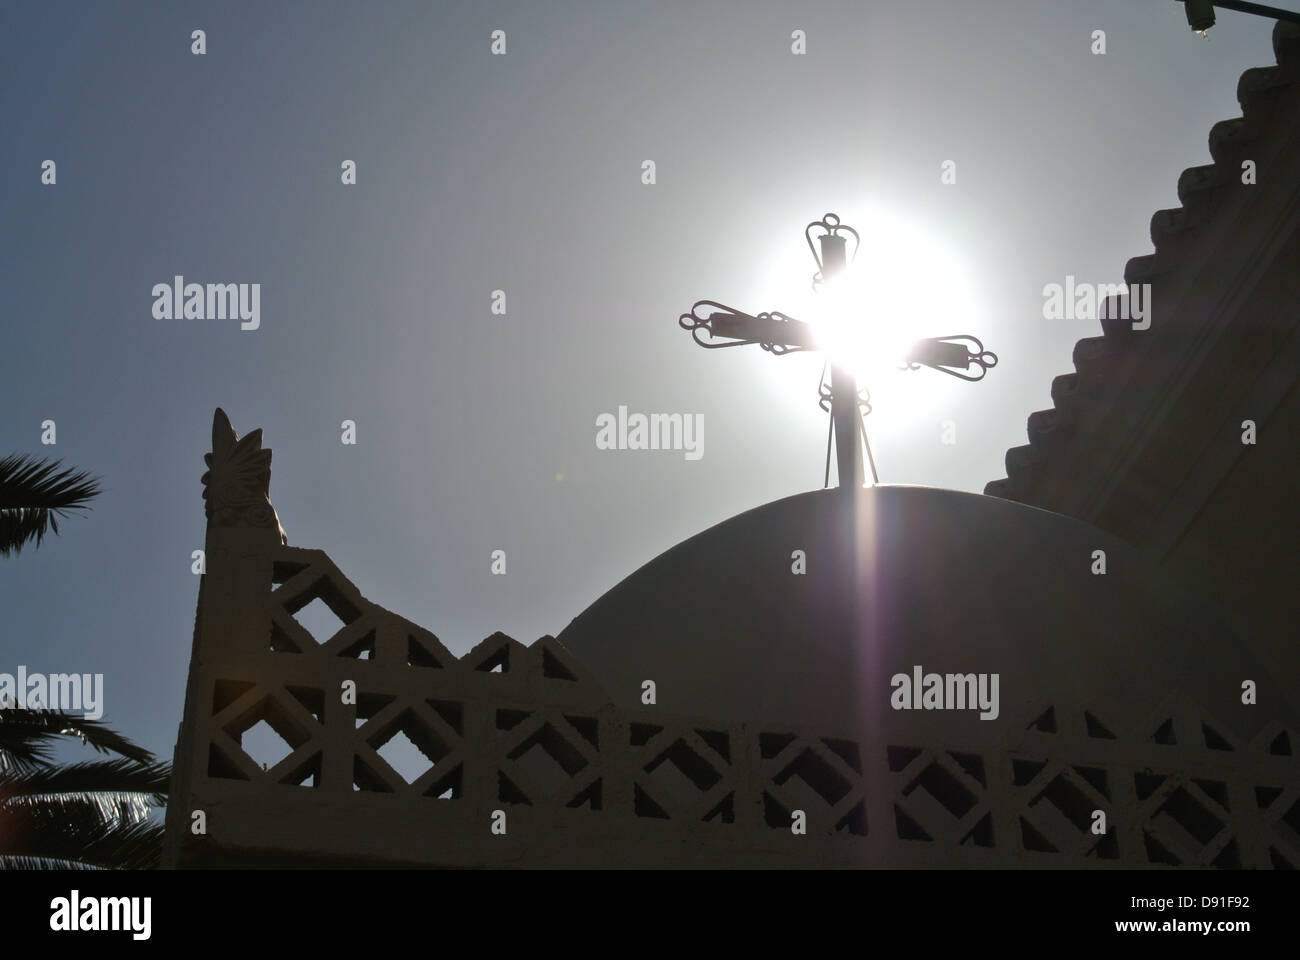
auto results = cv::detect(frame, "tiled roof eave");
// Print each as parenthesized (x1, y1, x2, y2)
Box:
(985, 22, 1300, 546)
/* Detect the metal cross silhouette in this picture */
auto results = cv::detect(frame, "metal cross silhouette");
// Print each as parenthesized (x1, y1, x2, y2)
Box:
(678, 212, 998, 489)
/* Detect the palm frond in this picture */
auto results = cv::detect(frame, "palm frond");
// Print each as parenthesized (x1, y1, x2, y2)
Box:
(0, 855, 105, 870)
(0, 810, 164, 869)
(0, 453, 102, 556)
(0, 759, 170, 814)
(0, 709, 157, 771)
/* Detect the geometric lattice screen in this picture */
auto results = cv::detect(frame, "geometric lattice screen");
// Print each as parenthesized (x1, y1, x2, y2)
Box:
(168, 543, 1300, 868)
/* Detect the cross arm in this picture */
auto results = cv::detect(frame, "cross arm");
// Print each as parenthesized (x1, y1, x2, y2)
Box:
(678, 300, 817, 353)
(901, 335, 999, 381)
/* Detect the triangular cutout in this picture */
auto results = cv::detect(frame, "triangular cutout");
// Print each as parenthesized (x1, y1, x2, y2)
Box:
(1143, 829, 1180, 866)
(1135, 772, 1166, 802)
(634, 783, 670, 819)
(336, 629, 376, 660)
(285, 686, 325, 725)
(895, 805, 932, 841)
(353, 754, 396, 793)
(822, 737, 861, 774)
(1019, 817, 1056, 852)
(630, 722, 662, 747)
(1202, 722, 1234, 751)
(949, 751, 986, 787)
(207, 741, 249, 781)
(541, 646, 577, 681)
(1028, 706, 1057, 733)
(698, 729, 731, 763)
(887, 745, 923, 772)
(278, 751, 322, 788)
(566, 778, 602, 811)
(1255, 785, 1283, 809)
(1073, 765, 1109, 799)
(702, 791, 735, 824)
(1012, 758, 1047, 786)
(428, 699, 464, 736)
(1211, 838, 1240, 868)
(564, 714, 599, 749)
(269, 620, 302, 654)
(497, 770, 531, 805)
(212, 679, 257, 715)
(407, 634, 446, 669)
(354, 692, 396, 729)
(762, 791, 789, 828)
(1269, 730, 1292, 756)
(760, 732, 797, 759)
(960, 812, 993, 847)
(423, 763, 463, 800)
(271, 559, 311, 585)
(1194, 778, 1229, 809)
(474, 645, 510, 673)
(1152, 718, 1176, 745)
(496, 708, 530, 733)
(1090, 830, 1119, 859)
(835, 800, 868, 837)
(1084, 711, 1116, 739)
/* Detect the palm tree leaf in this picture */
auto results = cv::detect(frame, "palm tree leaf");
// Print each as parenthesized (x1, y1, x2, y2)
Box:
(0, 811, 164, 869)
(0, 453, 101, 556)
(0, 759, 169, 808)
(0, 855, 105, 870)
(0, 709, 157, 770)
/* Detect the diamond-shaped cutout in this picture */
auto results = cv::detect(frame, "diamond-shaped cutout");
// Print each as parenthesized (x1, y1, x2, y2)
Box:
(376, 730, 431, 784)
(278, 575, 362, 644)
(222, 693, 314, 775)
(904, 760, 976, 820)
(239, 719, 293, 770)
(291, 597, 345, 644)
(1152, 786, 1224, 848)
(645, 738, 721, 810)
(777, 748, 850, 806)
(508, 722, 588, 796)
(368, 708, 449, 785)
(1031, 773, 1095, 832)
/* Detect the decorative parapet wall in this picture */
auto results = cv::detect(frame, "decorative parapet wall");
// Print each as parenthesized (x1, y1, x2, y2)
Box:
(164, 411, 1300, 867)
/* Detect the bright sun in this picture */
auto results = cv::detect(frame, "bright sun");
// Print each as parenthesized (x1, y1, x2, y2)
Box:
(756, 205, 978, 386)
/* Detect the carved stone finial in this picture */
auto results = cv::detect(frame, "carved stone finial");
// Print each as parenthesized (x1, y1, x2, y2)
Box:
(201, 408, 287, 543)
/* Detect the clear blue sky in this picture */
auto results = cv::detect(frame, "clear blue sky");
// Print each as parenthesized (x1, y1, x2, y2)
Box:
(1, 0, 1289, 765)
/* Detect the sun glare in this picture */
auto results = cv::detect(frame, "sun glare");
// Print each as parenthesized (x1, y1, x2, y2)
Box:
(757, 206, 978, 386)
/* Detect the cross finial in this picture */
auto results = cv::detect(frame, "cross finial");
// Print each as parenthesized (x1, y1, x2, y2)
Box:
(678, 212, 997, 488)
